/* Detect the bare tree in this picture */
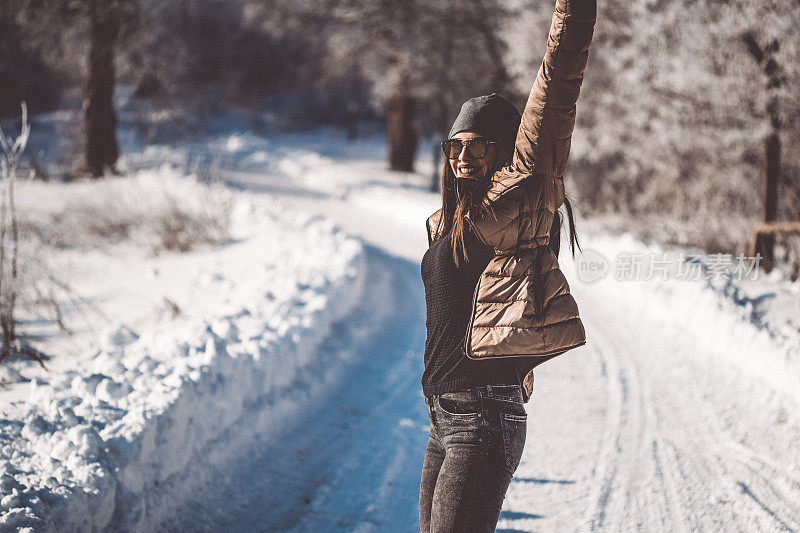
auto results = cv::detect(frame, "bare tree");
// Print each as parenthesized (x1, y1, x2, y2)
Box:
(0, 104, 46, 366)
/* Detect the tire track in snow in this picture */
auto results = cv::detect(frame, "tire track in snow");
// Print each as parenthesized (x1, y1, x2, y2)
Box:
(581, 323, 623, 530)
(666, 412, 798, 532)
(690, 392, 800, 531)
(579, 277, 800, 532)
(581, 319, 690, 532)
(640, 343, 800, 531)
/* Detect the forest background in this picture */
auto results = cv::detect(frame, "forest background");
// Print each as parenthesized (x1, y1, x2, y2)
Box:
(2, 0, 799, 260)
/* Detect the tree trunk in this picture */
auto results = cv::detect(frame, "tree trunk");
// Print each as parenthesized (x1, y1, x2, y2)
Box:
(431, 139, 442, 192)
(756, 131, 781, 272)
(84, 1, 120, 178)
(742, 33, 785, 273)
(387, 92, 417, 172)
(431, 17, 453, 193)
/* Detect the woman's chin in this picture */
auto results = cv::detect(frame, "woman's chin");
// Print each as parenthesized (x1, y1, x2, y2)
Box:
(457, 172, 484, 180)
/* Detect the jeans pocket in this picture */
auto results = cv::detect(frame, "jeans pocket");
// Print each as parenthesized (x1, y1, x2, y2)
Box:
(500, 407, 526, 474)
(436, 392, 482, 418)
(497, 397, 527, 421)
(498, 400, 528, 421)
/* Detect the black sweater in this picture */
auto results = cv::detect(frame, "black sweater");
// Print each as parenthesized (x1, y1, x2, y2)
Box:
(420, 224, 524, 398)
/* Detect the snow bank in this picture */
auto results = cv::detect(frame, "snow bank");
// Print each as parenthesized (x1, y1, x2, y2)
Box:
(0, 173, 367, 531)
(572, 228, 800, 411)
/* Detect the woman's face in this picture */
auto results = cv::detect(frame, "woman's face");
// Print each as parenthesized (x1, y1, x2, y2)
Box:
(448, 131, 497, 181)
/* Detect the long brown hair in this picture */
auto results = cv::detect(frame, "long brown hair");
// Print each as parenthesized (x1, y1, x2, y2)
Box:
(433, 160, 494, 268)
(432, 161, 582, 265)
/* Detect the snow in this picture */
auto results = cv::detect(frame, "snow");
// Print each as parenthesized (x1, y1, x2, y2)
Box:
(2, 124, 799, 531)
(1, 163, 366, 530)
(572, 225, 800, 410)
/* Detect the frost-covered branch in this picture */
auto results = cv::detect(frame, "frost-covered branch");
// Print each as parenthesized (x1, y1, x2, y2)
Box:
(0, 102, 46, 367)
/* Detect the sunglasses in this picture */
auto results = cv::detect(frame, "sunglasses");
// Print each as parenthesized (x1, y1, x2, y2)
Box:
(441, 138, 496, 160)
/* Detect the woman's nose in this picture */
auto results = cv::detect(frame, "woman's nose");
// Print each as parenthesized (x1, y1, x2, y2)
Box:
(457, 144, 474, 161)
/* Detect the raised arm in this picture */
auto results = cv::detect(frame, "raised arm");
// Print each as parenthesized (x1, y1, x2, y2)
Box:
(511, 0, 597, 181)
(469, 0, 597, 250)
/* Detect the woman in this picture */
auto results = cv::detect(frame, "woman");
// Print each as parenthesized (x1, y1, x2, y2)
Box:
(418, 0, 597, 531)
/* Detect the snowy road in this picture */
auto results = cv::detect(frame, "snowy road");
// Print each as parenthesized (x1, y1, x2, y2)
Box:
(511, 283, 800, 532)
(166, 133, 800, 531)
(160, 245, 428, 531)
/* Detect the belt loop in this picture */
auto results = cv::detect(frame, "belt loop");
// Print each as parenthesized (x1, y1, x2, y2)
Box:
(486, 384, 492, 397)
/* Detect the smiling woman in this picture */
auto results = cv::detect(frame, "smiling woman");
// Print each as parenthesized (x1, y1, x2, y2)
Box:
(418, 0, 597, 530)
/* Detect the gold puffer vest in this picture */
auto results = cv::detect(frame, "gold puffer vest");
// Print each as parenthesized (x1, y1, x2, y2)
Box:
(425, 0, 596, 402)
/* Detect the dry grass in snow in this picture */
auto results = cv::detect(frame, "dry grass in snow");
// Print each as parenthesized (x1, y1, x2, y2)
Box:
(19, 166, 232, 254)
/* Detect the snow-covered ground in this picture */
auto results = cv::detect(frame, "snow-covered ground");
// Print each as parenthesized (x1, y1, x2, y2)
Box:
(1, 162, 367, 530)
(2, 124, 799, 531)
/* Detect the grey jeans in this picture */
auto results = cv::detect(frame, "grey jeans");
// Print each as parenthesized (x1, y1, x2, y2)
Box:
(419, 384, 527, 532)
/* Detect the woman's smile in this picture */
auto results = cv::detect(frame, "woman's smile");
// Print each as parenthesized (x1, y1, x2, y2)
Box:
(457, 164, 480, 178)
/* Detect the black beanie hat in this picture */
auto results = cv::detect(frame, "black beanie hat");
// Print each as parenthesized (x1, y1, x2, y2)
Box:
(448, 93, 521, 166)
